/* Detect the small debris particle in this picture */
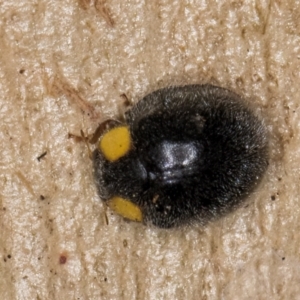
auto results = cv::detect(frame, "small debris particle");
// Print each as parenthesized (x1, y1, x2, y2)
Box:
(40, 195, 45, 200)
(37, 151, 47, 162)
(59, 255, 67, 264)
(271, 195, 276, 201)
(282, 257, 285, 261)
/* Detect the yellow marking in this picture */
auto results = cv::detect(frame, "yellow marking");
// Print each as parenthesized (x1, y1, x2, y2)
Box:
(99, 126, 131, 161)
(108, 197, 143, 222)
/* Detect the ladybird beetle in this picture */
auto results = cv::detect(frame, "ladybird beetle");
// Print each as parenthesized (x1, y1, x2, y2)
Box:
(93, 84, 268, 228)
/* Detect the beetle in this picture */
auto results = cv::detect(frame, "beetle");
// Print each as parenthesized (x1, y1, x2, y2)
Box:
(93, 84, 268, 228)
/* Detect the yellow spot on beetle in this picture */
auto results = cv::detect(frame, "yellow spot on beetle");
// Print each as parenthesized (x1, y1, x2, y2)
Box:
(108, 196, 143, 222)
(99, 126, 131, 161)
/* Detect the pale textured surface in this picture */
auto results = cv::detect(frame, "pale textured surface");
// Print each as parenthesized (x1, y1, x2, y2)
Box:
(0, 0, 300, 299)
